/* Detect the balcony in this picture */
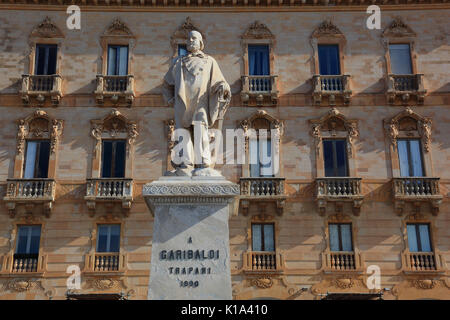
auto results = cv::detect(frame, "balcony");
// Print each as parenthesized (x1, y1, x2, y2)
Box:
(386, 74, 426, 105)
(402, 251, 447, 274)
(242, 251, 284, 274)
(315, 177, 363, 216)
(83, 252, 127, 274)
(312, 74, 351, 105)
(94, 75, 135, 106)
(393, 177, 442, 215)
(239, 177, 286, 216)
(85, 178, 133, 216)
(21, 74, 63, 105)
(322, 251, 364, 273)
(241, 75, 279, 106)
(0, 253, 46, 275)
(3, 178, 56, 218)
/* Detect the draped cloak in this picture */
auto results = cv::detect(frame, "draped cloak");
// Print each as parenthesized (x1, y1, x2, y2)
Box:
(163, 52, 230, 130)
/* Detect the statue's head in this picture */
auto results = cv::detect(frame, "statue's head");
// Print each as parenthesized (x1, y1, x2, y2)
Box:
(187, 30, 204, 53)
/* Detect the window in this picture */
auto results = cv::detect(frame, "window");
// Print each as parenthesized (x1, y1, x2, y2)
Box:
(329, 223, 353, 252)
(107, 45, 128, 76)
(96, 225, 120, 253)
(323, 139, 348, 177)
(389, 44, 413, 75)
(15, 225, 41, 256)
(397, 139, 424, 177)
(23, 140, 50, 179)
(407, 224, 432, 252)
(248, 45, 270, 76)
(318, 44, 340, 75)
(249, 137, 273, 177)
(178, 44, 188, 57)
(35, 44, 57, 75)
(252, 223, 275, 252)
(101, 140, 126, 178)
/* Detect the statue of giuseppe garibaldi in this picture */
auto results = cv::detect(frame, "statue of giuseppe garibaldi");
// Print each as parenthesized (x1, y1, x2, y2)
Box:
(162, 30, 231, 176)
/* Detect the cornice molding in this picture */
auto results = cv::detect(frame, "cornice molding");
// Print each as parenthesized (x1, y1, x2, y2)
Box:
(0, 3, 449, 11)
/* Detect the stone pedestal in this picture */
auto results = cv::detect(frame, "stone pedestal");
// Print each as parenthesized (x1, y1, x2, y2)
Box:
(143, 176, 239, 300)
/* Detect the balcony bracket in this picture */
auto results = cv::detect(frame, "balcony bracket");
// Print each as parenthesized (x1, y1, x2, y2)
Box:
(240, 200, 250, 216)
(276, 200, 285, 216)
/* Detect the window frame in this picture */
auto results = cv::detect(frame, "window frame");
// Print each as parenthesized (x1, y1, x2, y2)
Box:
(406, 223, 432, 253)
(23, 139, 51, 179)
(96, 224, 121, 253)
(15, 225, 42, 256)
(323, 138, 349, 177)
(328, 223, 353, 252)
(397, 138, 425, 177)
(317, 44, 341, 76)
(251, 222, 275, 252)
(106, 45, 129, 76)
(101, 139, 127, 178)
(388, 43, 414, 75)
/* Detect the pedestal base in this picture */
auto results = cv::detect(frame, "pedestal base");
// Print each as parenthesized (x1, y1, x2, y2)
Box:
(143, 176, 239, 300)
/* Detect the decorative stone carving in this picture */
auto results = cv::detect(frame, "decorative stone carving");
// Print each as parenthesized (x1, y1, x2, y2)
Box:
(242, 21, 274, 40)
(382, 17, 416, 38)
(103, 18, 133, 37)
(30, 17, 64, 39)
(250, 277, 273, 289)
(333, 278, 354, 289)
(5, 279, 44, 292)
(311, 19, 344, 38)
(411, 279, 436, 290)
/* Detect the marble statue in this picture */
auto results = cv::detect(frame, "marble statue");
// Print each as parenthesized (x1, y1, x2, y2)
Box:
(163, 30, 231, 176)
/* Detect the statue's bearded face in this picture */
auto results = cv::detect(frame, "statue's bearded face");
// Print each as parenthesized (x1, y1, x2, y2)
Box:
(187, 31, 202, 53)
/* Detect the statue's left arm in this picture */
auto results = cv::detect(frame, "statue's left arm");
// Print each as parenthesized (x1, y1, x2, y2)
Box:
(208, 57, 231, 127)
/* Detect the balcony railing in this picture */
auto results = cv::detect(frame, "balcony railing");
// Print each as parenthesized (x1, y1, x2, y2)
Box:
(21, 74, 63, 105)
(313, 74, 351, 105)
(84, 253, 126, 273)
(86, 178, 133, 199)
(386, 74, 426, 104)
(316, 177, 362, 197)
(85, 178, 133, 215)
(240, 177, 285, 197)
(243, 251, 284, 273)
(403, 251, 447, 273)
(322, 251, 363, 272)
(241, 75, 278, 105)
(393, 177, 440, 197)
(4, 178, 56, 200)
(0, 253, 46, 274)
(95, 75, 135, 105)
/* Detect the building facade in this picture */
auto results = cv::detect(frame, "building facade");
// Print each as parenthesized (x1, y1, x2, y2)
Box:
(0, 1, 449, 300)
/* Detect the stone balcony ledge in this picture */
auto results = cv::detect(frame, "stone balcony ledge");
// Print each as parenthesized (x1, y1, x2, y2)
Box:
(83, 252, 128, 275)
(315, 177, 363, 216)
(3, 178, 56, 218)
(0, 253, 47, 276)
(241, 75, 279, 106)
(21, 74, 63, 106)
(392, 177, 442, 215)
(401, 251, 447, 275)
(386, 74, 426, 105)
(321, 251, 365, 274)
(85, 178, 134, 216)
(239, 177, 286, 216)
(242, 251, 285, 275)
(94, 75, 135, 107)
(312, 74, 351, 106)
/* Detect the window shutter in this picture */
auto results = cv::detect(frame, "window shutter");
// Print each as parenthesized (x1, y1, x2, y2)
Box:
(102, 141, 113, 178)
(113, 140, 126, 178)
(252, 224, 262, 251)
(248, 45, 270, 76)
(263, 224, 275, 252)
(107, 46, 117, 75)
(340, 224, 353, 251)
(407, 224, 419, 252)
(318, 45, 340, 75)
(329, 224, 340, 251)
(389, 44, 413, 75)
